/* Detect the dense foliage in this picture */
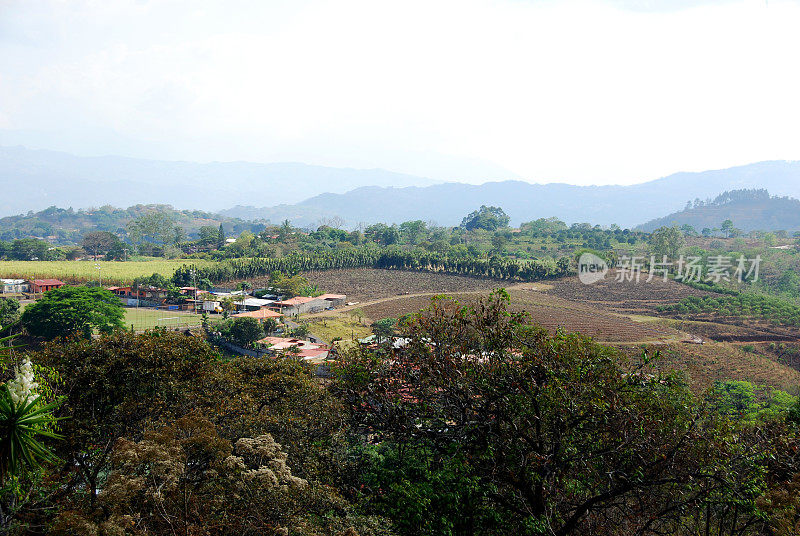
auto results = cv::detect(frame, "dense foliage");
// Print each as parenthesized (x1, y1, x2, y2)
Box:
(335, 291, 800, 535)
(21, 287, 125, 339)
(172, 247, 571, 286)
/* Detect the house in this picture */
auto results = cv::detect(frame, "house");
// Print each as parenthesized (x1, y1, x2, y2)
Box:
(236, 297, 275, 311)
(179, 287, 200, 296)
(107, 286, 131, 297)
(27, 279, 65, 293)
(317, 293, 347, 308)
(1, 279, 28, 294)
(271, 296, 326, 316)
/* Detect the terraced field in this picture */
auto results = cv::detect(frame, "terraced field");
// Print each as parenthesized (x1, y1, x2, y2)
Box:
(299, 270, 800, 393)
(303, 268, 506, 301)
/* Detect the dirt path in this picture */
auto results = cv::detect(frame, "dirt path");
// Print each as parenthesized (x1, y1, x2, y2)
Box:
(302, 282, 534, 320)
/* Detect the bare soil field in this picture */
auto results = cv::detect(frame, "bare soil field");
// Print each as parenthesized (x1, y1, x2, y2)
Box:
(665, 319, 800, 343)
(506, 288, 684, 343)
(632, 342, 800, 394)
(356, 287, 684, 344)
(296, 269, 800, 393)
(541, 275, 713, 315)
(303, 268, 506, 302)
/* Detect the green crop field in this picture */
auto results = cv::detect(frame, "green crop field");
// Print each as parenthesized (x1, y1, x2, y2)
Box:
(0, 259, 216, 285)
(123, 307, 204, 331)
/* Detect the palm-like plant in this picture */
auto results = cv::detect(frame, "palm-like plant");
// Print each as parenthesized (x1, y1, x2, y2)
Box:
(0, 386, 63, 484)
(0, 325, 64, 485)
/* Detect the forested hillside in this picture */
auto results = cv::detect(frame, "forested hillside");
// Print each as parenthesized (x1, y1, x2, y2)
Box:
(0, 204, 265, 244)
(638, 189, 800, 233)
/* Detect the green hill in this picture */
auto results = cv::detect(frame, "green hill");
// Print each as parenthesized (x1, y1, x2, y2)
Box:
(0, 204, 265, 245)
(637, 189, 800, 233)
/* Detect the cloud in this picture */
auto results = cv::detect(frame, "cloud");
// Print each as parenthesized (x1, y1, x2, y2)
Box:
(1, 0, 799, 185)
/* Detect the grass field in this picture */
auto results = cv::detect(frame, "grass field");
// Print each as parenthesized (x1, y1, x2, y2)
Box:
(0, 259, 216, 285)
(304, 316, 372, 347)
(123, 307, 203, 331)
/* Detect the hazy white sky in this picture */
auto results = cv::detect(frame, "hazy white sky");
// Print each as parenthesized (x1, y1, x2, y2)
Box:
(1, 0, 799, 184)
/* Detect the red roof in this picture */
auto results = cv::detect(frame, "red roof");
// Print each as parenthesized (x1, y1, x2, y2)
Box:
(30, 279, 65, 286)
(318, 293, 346, 300)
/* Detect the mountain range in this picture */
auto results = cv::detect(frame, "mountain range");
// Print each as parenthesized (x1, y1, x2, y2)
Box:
(222, 161, 800, 228)
(3, 145, 800, 229)
(0, 146, 437, 218)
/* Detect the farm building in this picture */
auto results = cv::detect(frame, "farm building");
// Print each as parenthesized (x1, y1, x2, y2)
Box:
(318, 293, 347, 307)
(1, 279, 28, 294)
(107, 286, 132, 297)
(271, 296, 324, 315)
(236, 297, 275, 311)
(27, 279, 65, 293)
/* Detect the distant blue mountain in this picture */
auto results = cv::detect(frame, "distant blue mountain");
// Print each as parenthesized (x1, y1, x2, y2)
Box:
(223, 161, 800, 228)
(0, 146, 438, 217)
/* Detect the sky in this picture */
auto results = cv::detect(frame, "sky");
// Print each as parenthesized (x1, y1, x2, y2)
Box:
(1, 0, 799, 185)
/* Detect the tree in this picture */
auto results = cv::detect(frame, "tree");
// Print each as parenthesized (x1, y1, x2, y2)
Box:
(721, 219, 737, 238)
(0, 298, 21, 328)
(648, 226, 684, 260)
(81, 231, 122, 260)
(198, 225, 219, 246)
(9, 239, 51, 261)
(461, 205, 510, 232)
(34, 331, 220, 509)
(217, 223, 226, 248)
(365, 223, 401, 245)
(336, 292, 760, 535)
(399, 220, 428, 245)
(491, 228, 513, 252)
(21, 286, 125, 339)
(228, 316, 264, 347)
(371, 317, 396, 343)
(127, 212, 185, 248)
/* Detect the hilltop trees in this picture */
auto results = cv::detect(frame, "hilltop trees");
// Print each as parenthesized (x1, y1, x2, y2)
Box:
(126, 211, 186, 249)
(461, 205, 510, 232)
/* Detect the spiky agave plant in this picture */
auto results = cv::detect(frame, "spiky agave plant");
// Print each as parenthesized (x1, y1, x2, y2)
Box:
(0, 326, 63, 485)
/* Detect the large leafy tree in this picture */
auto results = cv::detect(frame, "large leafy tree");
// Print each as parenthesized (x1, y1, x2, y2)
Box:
(21, 286, 125, 339)
(80, 231, 122, 260)
(648, 225, 685, 260)
(460, 205, 510, 232)
(336, 291, 763, 535)
(9, 239, 51, 261)
(29, 331, 375, 533)
(126, 211, 185, 247)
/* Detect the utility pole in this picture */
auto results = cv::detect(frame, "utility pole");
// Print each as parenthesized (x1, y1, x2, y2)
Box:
(95, 262, 102, 288)
(191, 269, 198, 314)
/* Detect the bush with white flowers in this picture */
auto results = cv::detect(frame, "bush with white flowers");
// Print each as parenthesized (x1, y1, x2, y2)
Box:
(6, 359, 40, 408)
(0, 355, 63, 484)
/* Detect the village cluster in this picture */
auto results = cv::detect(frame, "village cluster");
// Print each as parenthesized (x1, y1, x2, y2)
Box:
(1, 277, 348, 363)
